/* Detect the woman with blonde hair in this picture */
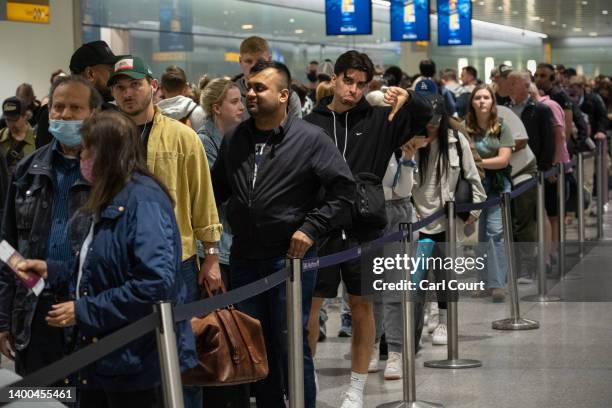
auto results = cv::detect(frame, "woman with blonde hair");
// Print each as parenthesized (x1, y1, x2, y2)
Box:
(465, 84, 515, 302)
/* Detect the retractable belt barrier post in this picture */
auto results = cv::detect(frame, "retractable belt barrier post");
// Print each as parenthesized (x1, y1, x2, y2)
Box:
(492, 193, 539, 331)
(154, 301, 185, 408)
(286, 257, 304, 408)
(378, 224, 443, 408)
(558, 162, 567, 279)
(577, 153, 586, 258)
(523, 172, 561, 303)
(596, 139, 605, 240)
(424, 201, 482, 369)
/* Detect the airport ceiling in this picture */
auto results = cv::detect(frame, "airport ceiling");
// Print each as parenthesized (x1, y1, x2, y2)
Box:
(470, 0, 612, 38)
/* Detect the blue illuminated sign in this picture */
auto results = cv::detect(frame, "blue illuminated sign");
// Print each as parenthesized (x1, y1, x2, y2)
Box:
(390, 0, 430, 41)
(159, 0, 193, 52)
(326, 0, 372, 36)
(437, 0, 472, 46)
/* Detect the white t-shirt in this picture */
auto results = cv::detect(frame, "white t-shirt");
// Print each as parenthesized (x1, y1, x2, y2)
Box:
(497, 106, 537, 184)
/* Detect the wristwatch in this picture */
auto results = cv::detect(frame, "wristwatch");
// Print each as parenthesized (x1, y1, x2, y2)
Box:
(204, 246, 220, 256)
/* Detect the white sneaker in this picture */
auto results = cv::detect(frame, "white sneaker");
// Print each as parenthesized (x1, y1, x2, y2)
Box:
(432, 323, 447, 345)
(427, 306, 439, 333)
(517, 276, 534, 284)
(340, 390, 363, 408)
(384, 351, 402, 380)
(368, 343, 380, 372)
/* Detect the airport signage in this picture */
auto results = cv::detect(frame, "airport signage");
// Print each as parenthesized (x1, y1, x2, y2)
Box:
(326, 0, 372, 36)
(437, 0, 472, 46)
(390, 0, 430, 41)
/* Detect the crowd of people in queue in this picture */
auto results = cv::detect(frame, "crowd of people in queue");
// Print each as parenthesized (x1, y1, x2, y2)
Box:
(0, 36, 609, 408)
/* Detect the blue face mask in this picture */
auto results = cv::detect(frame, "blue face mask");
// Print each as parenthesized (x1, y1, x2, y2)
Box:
(48, 119, 83, 147)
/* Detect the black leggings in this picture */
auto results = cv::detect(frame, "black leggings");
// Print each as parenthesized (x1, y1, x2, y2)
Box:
(418, 231, 448, 310)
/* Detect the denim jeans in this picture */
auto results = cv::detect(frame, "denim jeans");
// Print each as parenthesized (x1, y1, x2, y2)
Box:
(230, 250, 317, 408)
(478, 177, 511, 289)
(181, 257, 204, 408)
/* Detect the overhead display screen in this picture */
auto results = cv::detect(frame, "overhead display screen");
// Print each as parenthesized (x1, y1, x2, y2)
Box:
(326, 0, 372, 36)
(437, 0, 472, 46)
(390, 0, 430, 41)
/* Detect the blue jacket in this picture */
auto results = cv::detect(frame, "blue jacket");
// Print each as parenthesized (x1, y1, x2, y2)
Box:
(47, 173, 197, 391)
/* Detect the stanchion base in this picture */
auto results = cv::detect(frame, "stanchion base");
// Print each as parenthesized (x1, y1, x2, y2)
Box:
(492, 318, 539, 330)
(561, 274, 582, 281)
(521, 294, 561, 302)
(423, 358, 482, 369)
(377, 400, 444, 408)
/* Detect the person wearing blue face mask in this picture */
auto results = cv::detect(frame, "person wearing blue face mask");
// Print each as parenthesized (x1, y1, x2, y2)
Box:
(0, 75, 101, 381)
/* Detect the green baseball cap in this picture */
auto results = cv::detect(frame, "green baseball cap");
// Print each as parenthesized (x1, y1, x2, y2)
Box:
(107, 55, 154, 86)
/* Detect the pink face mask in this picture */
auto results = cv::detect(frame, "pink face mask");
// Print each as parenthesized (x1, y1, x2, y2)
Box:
(80, 156, 95, 183)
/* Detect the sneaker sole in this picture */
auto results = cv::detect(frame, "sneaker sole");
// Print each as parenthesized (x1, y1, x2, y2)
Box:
(368, 367, 380, 373)
(384, 374, 401, 380)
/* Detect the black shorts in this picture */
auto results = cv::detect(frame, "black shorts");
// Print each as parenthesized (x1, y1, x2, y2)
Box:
(544, 178, 570, 216)
(314, 232, 380, 298)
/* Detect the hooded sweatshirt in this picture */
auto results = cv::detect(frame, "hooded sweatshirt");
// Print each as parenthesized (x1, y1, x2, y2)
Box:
(304, 93, 432, 181)
(304, 93, 431, 239)
(157, 95, 206, 131)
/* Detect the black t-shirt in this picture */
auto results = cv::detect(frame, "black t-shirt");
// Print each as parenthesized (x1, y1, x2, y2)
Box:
(138, 120, 154, 159)
(495, 93, 512, 107)
(547, 86, 573, 111)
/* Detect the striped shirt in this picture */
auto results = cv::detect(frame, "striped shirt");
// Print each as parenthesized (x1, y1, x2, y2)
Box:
(45, 142, 82, 263)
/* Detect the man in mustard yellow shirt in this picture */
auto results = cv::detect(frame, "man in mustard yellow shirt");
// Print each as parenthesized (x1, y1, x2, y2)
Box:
(108, 56, 221, 407)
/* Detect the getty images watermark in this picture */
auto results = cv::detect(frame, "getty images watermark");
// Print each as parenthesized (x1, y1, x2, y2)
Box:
(371, 253, 487, 292)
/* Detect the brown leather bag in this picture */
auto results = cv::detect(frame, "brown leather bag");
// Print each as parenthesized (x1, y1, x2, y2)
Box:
(181, 281, 269, 386)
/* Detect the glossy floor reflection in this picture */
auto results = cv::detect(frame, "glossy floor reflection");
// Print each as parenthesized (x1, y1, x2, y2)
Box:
(315, 208, 612, 408)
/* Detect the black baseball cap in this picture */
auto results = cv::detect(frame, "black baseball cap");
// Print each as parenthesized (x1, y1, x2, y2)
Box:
(1, 97, 25, 121)
(69, 41, 119, 74)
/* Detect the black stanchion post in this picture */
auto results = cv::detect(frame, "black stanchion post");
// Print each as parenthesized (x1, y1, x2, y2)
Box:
(378, 224, 443, 408)
(558, 162, 567, 278)
(154, 301, 185, 408)
(578, 153, 585, 258)
(492, 193, 539, 330)
(424, 201, 481, 369)
(596, 139, 605, 239)
(286, 257, 304, 408)
(523, 173, 561, 302)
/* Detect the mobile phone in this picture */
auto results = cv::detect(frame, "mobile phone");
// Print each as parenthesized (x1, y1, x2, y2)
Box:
(0, 240, 44, 296)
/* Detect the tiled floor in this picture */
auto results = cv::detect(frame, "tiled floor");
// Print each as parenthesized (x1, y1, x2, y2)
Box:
(315, 206, 612, 408)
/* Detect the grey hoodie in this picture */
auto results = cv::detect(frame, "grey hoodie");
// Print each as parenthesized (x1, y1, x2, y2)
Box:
(157, 95, 206, 131)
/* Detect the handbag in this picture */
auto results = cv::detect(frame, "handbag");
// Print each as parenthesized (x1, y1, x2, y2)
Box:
(352, 172, 388, 230)
(453, 131, 473, 222)
(181, 281, 269, 386)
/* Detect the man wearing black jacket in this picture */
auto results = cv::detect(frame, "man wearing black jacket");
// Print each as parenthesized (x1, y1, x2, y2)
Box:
(303, 50, 431, 408)
(568, 74, 609, 215)
(211, 60, 354, 408)
(535, 63, 589, 154)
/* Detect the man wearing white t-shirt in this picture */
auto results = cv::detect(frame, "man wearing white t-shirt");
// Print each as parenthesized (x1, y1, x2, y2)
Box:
(498, 106, 538, 283)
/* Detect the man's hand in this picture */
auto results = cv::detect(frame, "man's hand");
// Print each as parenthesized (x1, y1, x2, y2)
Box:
(384, 87, 409, 122)
(46, 301, 75, 328)
(15, 260, 48, 280)
(0, 332, 15, 361)
(465, 214, 478, 225)
(199, 256, 223, 291)
(288, 231, 314, 259)
(594, 132, 606, 140)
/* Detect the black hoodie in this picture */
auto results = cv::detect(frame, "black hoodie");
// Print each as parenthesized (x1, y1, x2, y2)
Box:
(304, 92, 432, 180)
(304, 92, 432, 239)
